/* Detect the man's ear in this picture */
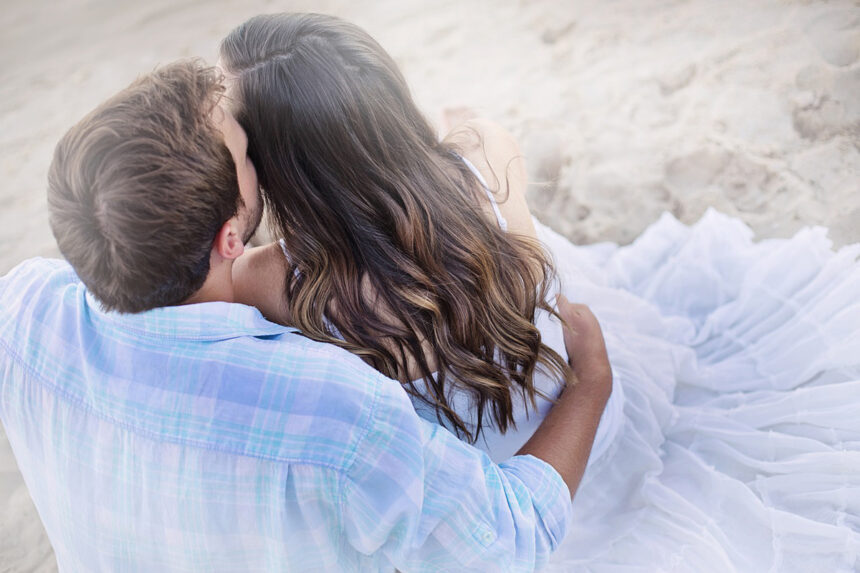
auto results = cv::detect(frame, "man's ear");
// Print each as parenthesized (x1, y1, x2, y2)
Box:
(212, 216, 246, 261)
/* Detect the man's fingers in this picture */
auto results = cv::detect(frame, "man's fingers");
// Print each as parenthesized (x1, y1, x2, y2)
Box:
(555, 295, 612, 398)
(557, 296, 597, 330)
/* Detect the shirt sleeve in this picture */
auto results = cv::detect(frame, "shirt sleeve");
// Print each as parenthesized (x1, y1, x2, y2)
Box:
(341, 374, 573, 572)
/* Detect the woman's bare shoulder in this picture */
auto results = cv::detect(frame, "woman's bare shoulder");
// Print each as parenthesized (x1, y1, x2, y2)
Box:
(232, 242, 292, 325)
(442, 118, 536, 238)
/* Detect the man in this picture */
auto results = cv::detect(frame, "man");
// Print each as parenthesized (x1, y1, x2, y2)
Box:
(0, 59, 611, 571)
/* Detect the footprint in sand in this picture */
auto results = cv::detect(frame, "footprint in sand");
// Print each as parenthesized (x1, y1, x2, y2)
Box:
(523, 129, 567, 210)
(803, 8, 860, 68)
(792, 64, 859, 141)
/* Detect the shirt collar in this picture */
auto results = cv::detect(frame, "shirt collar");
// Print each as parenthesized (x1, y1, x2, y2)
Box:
(83, 288, 298, 341)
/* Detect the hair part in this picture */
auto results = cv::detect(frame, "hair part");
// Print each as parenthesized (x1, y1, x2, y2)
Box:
(221, 13, 569, 441)
(48, 59, 241, 313)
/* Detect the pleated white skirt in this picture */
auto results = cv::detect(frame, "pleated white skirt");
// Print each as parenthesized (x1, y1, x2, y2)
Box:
(531, 209, 860, 572)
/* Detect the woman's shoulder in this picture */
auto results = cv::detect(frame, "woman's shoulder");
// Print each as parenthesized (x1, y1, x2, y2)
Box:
(232, 242, 293, 325)
(442, 118, 520, 188)
(442, 118, 536, 239)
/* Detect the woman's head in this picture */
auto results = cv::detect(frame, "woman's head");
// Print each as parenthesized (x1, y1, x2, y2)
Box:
(220, 14, 439, 247)
(220, 13, 567, 440)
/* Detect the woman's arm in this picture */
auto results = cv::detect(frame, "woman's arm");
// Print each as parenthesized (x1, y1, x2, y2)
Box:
(442, 118, 537, 240)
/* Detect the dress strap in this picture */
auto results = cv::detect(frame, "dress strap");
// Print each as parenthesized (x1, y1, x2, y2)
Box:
(459, 156, 509, 232)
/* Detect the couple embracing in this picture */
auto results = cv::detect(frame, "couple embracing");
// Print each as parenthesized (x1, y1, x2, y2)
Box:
(2, 12, 858, 573)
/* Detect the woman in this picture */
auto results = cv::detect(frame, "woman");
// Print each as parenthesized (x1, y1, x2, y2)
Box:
(221, 12, 624, 463)
(222, 13, 860, 571)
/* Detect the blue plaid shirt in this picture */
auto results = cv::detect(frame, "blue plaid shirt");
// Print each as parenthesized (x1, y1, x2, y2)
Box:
(0, 258, 572, 572)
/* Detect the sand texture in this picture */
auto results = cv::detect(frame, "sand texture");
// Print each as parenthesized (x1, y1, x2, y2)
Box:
(1, 1, 858, 570)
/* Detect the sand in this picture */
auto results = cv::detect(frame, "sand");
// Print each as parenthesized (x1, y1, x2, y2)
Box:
(1, 0, 858, 570)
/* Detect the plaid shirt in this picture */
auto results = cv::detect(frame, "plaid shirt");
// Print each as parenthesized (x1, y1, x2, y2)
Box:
(0, 258, 572, 572)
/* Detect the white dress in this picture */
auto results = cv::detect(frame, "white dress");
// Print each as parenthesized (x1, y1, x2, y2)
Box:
(284, 162, 859, 570)
(534, 211, 860, 572)
(413, 159, 860, 571)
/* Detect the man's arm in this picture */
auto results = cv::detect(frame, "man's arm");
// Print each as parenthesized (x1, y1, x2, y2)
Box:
(517, 295, 613, 498)
(339, 295, 612, 571)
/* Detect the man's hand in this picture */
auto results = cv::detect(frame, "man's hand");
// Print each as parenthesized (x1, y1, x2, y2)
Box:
(557, 294, 612, 402)
(516, 295, 612, 499)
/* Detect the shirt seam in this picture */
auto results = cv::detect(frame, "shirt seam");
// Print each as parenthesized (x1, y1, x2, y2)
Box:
(337, 469, 349, 557)
(342, 371, 385, 475)
(335, 372, 385, 560)
(0, 337, 350, 473)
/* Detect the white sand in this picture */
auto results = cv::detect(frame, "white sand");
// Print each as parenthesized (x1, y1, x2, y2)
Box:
(1, 0, 858, 570)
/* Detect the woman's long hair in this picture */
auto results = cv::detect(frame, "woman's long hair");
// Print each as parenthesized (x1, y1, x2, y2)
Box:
(221, 13, 569, 442)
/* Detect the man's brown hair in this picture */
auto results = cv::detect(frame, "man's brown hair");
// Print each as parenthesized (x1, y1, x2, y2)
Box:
(48, 59, 241, 313)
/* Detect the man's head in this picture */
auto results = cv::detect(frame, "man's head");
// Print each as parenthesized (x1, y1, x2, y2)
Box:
(47, 59, 262, 313)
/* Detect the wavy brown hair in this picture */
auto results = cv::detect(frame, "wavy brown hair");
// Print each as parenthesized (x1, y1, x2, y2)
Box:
(221, 13, 569, 441)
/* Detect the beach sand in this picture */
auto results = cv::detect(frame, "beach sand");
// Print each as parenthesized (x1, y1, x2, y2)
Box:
(1, 0, 858, 570)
